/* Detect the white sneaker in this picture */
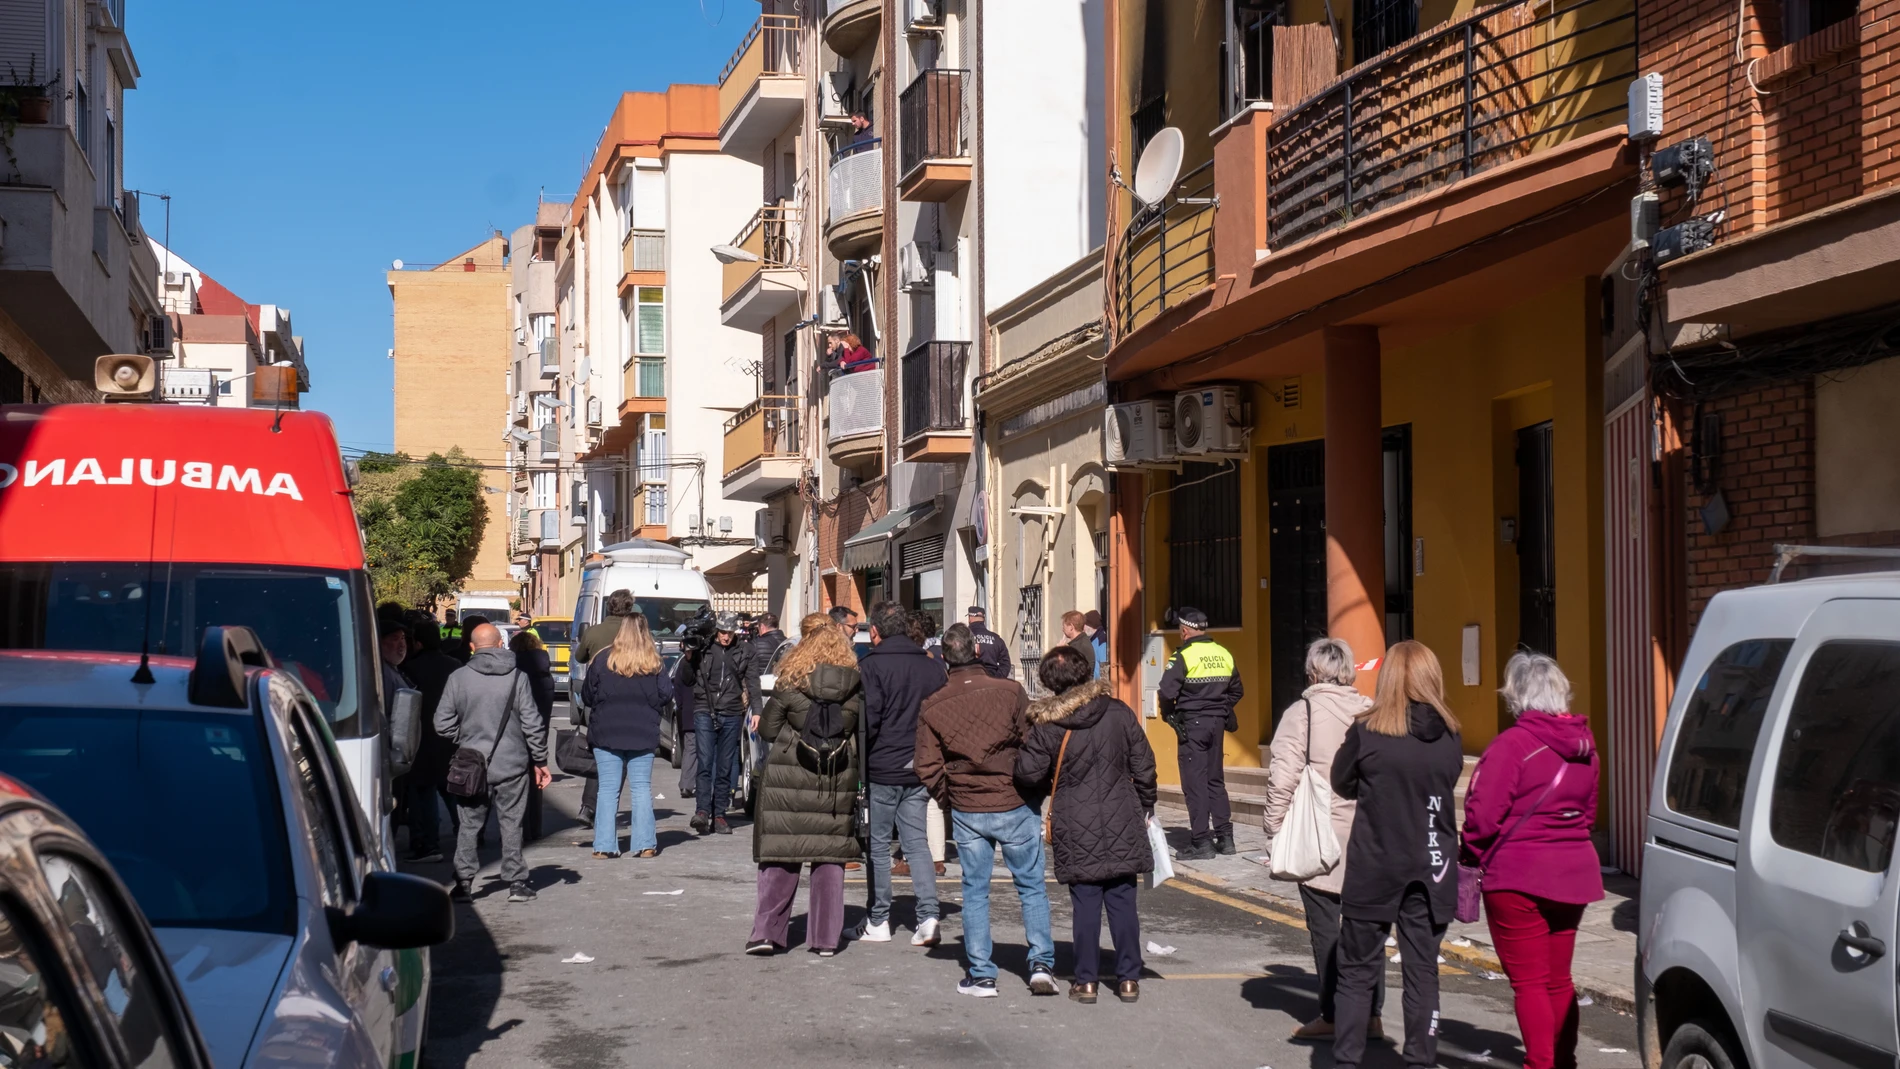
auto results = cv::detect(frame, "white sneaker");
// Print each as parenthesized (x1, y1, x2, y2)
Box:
(1028, 969, 1058, 995)
(852, 919, 892, 943)
(911, 917, 941, 947)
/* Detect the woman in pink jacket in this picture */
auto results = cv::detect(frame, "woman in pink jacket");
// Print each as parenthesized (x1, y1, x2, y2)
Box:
(1262, 637, 1383, 1042)
(1461, 652, 1603, 1069)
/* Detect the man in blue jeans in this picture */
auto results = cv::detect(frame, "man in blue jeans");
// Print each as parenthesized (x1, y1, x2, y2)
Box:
(853, 602, 947, 946)
(678, 613, 751, 835)
(916, 623, 1057, 997)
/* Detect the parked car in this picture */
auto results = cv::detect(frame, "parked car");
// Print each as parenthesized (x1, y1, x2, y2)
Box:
(1639, 560, 1900, 1069)
(0, 627, 454, 1069)
(0, 781, 214, 1068)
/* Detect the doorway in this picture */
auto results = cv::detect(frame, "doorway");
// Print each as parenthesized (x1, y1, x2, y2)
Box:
(1268, 441, 1327, 721)
(1516, 420, 1556, 656)
(1383, 425, 1414, 644)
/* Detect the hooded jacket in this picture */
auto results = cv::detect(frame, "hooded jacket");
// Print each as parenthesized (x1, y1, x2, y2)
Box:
(1015, 680, 1159, 884)
(916, 664, 1031, 813)
(432, 647, 549, 782)
(1262, 682, 1374, 896)
(1461, 711, 1604, 905)
(859, 635, 949, 786)
(1331, 701, 1464, 923)
(754, 663, 864, 865)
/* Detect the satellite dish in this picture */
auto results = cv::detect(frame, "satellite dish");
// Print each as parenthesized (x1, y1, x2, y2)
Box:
(577, 357, 592, 381)
(710, 244, 759, 265)
(391, 259, 404, 270)
(1132, 127, 1185, 206)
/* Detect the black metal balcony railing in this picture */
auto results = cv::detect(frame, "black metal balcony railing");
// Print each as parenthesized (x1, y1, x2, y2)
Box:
(900, 341, 970, 443)
(1113, 160, 1217, 340)
(1265, 0, 1636, 249)
(899, 69, 969, 179)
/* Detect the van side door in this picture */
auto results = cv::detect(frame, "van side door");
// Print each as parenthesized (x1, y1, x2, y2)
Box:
(1736, 598, 1900, 1069)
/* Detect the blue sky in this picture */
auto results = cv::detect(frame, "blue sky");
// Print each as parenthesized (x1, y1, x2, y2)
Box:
(126, 0, 757, 453)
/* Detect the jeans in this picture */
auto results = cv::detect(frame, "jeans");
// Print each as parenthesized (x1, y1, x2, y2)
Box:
(1300, 884, 1386, 1023)
(1177, 716, 1232, 844)
(1335, 884, 1446, 1069)
(1485, 891, 1586, 1069)
(452, 772, 529, 887)
(752, 863, 846, 950)
(951, 806, 1055, 981)
(695, 712, 743, 817)
(593, 748, 656, 854)
(865, 784, 940, 925)
(1070, 877, 1142, 984)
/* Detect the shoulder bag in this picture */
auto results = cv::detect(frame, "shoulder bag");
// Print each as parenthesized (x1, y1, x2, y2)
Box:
(1042, 730, 1074, 845)
(445, 672, 518, 799)
(1268, 699, 1343, 882)
(1456, 761, 1568, 923)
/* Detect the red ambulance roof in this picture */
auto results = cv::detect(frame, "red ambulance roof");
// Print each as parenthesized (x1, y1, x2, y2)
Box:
(0, 405, 363, 570)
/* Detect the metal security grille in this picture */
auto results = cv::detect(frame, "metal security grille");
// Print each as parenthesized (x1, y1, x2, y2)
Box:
(900, 341, 969, 442)
(1168, 462, 1242, 628)
(899, 68, 968, 178)
(1353, 0, 1417, 64)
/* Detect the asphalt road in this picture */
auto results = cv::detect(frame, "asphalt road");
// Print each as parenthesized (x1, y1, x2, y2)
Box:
(406, 707, 1640, 1069)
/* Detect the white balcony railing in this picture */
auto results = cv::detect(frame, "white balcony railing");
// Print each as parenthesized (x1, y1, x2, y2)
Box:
(828, 139, 882, 225)
(828, 367, 883, 443)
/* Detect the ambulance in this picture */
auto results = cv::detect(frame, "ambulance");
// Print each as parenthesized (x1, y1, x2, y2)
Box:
(0, 403, 394, 842)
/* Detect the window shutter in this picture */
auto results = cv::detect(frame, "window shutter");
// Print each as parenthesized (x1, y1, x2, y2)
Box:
(632, 168, 666, 230)
(636, 287, 665, 354)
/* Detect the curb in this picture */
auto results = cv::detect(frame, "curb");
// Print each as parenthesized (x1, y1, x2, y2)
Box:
(1165, 864, 1637, 1016)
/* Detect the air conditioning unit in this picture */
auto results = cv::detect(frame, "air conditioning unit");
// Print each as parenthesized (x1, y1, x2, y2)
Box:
(820, 70, 854, 130)
(898, 242, 934, 292)
(1104, 400, 1175, 465)
(586, 395, 603, 428)
(821, 285, 848, 326)
(122, 192, 140, 241)
(539, 509, 559, 543)
(755, 505, 787, 550)
(144, 313, 173, 354)
(1173, 386, 1248, 455)
(907, 0, 942, 25)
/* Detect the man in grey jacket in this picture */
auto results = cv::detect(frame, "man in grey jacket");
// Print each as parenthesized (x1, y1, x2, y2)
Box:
(434, 622, 551, 902)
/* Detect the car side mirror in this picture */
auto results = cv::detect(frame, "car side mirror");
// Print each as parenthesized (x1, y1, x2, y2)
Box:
(329, 872, 454, 950)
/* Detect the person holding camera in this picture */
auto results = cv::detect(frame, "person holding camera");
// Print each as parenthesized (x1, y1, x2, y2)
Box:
(679, 612, 752, 835)
(1157, 606, 1242, 860)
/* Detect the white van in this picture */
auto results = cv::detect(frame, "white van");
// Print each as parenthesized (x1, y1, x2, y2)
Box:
(1639, 548, 1900, 1069)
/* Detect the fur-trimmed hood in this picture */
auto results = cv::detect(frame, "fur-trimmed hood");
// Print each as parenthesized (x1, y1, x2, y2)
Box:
(1027, 679, 1113, 726)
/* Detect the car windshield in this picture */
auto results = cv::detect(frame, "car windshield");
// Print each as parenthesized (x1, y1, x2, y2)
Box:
(0, 706, 294, 934)
(636, 599, 712, 638)
(532, 621, 572, 644)
(0, 563, 366, 737)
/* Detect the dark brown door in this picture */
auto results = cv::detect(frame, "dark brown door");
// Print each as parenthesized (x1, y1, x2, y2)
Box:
(1517, 421, 1557, 656)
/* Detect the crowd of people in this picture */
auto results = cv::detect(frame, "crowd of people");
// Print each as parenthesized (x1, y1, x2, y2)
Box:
(380, 594, 1604, 1062)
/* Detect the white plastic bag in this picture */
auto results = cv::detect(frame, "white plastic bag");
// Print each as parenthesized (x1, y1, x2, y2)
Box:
(1268, 762, 1340, 882)
(1148, 815, 1175, 888)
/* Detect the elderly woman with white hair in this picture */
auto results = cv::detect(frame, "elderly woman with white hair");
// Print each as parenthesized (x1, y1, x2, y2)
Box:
(1261, 637, 1384, 1041)
(1460, 651, 1603, 1069)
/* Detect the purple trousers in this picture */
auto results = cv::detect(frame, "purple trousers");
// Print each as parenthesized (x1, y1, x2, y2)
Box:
(751, 862, 845, 951)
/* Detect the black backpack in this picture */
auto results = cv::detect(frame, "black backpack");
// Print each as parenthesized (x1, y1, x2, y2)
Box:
(796, 698, 852, 776)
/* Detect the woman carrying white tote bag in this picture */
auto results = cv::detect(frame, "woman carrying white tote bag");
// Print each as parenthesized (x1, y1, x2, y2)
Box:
(1261, 638, 1387, 1042)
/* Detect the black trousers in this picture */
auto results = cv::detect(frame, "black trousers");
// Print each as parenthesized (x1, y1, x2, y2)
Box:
(1176, 716, 1232, 843)
(1334, 884, 1446, 1069)
(1070, 876, 1144, 984)
(1299, 884, 1386, 1023)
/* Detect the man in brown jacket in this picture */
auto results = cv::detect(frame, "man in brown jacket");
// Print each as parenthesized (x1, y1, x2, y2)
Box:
(915, 624, 1057, 997)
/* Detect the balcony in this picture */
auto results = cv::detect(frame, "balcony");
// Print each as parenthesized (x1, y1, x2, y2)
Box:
(822, 0, 879, 55)
(1112, 161, 1216, 341)
(720, 205, 806, 332)
(826, 139, 883, 259)
(619, 229, 664, 294)
(1265, 0, 1636, 249)
(719, 14, 804, 161)
(723, 395, 803, 502)
(826, 366, 883, 470)
(898, 69, 971, 202)
(899, 341, 971, 463)
(538, 337, 559, 377)
(537, 423, 559, 462)
(620, 357, 666, 418)
(628, 482, 670, 539)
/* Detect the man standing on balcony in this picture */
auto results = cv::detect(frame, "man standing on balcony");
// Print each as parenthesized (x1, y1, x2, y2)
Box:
(848, 111, 875, 145)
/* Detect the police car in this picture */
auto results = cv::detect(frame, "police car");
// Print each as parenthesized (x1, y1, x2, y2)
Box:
(0, 627, 452, 1068)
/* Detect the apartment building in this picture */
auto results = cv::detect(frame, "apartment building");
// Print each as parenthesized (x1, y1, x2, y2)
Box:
(146, 242, 308, 408)
(0, 0, 161, 403)
(387, 234, 516, 609)
(506, 201, 575, 618)
(561, 86, 763, 599)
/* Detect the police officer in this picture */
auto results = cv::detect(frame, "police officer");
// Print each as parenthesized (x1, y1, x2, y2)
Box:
(964, 605, 1013, 680)
(1157, 606, 1242, 860)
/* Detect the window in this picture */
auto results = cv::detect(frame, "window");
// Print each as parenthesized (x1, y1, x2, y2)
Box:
(1167, 461, 1242, 628)
(635, 287, 665, 355)
(534, 471, 556, 509)
(40, 856, 183, 1068)
(1353, 0, 1418, 61)
(1770, 641, 1900, 872)
(532, 394, 556, 429)
(1785, 0, 1857, 41)
(0, 903, 91, 1066)
(76, 81, 89, 161)
(105, 116, 117, 210)
(631, 167, 666, 231)
(286, 717, 349, 906)
(1666, 639, 1792, 828)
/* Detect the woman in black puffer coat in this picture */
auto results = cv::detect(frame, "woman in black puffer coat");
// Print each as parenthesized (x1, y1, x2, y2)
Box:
(1016, 646, 1158, 1004)
(747, 613, 864, 957)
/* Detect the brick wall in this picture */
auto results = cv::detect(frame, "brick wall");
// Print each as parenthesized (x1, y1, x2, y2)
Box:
(1683, 381, 1814, 622)
(1865, 0, 1900, 192)
(1762, 55, 1862, 222)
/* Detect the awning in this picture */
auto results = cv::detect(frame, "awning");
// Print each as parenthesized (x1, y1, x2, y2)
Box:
(842, 500, 938, 573)
(703, 547, 767, 581)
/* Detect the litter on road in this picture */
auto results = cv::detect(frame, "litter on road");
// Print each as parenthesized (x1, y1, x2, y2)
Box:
(561, 953, 594, 964)
(1146, 941, 1177, 956)
(643, 889, 686, 896)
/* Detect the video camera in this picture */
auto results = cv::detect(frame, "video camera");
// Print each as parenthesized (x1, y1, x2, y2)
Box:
(679, 609, 720, 655)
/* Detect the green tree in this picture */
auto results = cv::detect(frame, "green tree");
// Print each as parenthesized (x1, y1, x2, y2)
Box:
(353, 450, 488, 608)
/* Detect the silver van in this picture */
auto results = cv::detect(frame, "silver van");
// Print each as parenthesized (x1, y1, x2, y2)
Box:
(1640, 556, 1900, 1069)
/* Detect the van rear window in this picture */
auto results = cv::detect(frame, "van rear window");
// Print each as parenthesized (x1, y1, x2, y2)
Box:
(1666, 639, 1792, 829)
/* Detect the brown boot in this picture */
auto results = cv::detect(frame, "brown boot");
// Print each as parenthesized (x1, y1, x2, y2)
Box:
(1069, 981, 1098, 1004)
(893, 859, 911, 876)
(1115, 980, 1139, 1003)
(1291, 1017, 1335, 1040)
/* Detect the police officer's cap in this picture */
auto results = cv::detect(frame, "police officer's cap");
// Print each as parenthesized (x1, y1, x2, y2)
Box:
(965, 605, 986, 618)
(1176, 606, 1210, 630)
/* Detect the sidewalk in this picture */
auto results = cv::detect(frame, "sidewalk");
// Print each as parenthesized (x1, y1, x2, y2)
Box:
(1155, 802, 1640, 1013)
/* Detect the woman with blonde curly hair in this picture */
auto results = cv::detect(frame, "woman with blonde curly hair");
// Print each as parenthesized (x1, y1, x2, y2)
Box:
(746, 613, 865, 956)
